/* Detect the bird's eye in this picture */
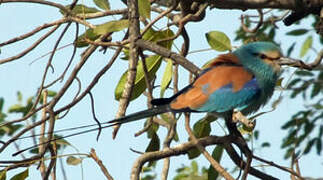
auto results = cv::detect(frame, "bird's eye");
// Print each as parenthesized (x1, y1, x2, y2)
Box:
(259, 54, 267, 59)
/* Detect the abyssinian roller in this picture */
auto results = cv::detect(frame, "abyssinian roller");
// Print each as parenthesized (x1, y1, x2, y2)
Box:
(13, 41, 296, 156)
(108, 41, 286, 127)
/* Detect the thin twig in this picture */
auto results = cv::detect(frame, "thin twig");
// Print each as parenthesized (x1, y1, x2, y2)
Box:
(1, 0, 69, 14)
(0, 19, 67, 47)
(0, 25, 60, 65)
(44, 23, 79, 88)
(161, 123, 176, 180)
(135, 39, 200, 75)
(90, 149, 114, 180)
(253, 155, 304, 179)
(88, 92, 102, 141)
(134, 50, 154, 137)
(141, 0, 179, 35)
(184, 114, 234, 180)
(241, 9, 263, 33)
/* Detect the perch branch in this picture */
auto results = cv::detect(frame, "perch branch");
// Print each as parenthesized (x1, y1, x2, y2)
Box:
(280, 49, 323, 70)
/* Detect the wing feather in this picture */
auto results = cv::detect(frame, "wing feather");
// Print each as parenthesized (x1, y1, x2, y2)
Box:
(170, 66, 260, 113)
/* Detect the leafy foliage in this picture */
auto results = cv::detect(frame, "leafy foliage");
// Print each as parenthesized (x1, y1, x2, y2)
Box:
(205, 31, 232, 51)
(10, 169, 28, 180)
(115, 55, 162, 101)
(75, 20, 129, 47)
(281, 69, 323, 158)
(93, 0, 110, 10)
(115, 28, 174, 101)
(138, 0, 151, 19)
(187, 115, 217, 159)
(1, 1, 323, 180)
(60, 4, 100, 15)
(174, 161, 208, 180)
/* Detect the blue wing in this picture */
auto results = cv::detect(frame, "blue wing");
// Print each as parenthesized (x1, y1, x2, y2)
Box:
(195, 78, 261, 112)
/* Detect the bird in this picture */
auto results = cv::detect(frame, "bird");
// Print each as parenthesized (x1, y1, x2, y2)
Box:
(108, 41, 285, 129)
(12, 41, 289, 156)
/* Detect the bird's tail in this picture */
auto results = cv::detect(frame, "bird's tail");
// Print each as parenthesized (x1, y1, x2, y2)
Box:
(12, 105, 171, 156)
(108, 105, 170, 125)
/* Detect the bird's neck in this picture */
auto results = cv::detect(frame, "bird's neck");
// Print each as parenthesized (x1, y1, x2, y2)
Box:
(234, 52, 279, 89)
(250, 63, 278, 90)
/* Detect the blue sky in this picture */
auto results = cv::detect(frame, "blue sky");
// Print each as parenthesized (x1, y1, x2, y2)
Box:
(0, 1, 322, 180)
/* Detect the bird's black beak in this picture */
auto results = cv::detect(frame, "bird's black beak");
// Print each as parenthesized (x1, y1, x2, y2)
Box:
(278, 57, 297, 66)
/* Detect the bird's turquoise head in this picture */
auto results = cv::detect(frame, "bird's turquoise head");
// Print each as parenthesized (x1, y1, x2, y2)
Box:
(233, 41, 283, 73)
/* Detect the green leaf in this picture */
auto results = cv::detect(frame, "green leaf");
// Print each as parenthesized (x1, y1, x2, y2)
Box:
(191, 161, 198, 173)
(300, 36, 313, 57)
(160, 59, 173, 97)
(142, 28, 174, 49)
(66, 156, 82, 166)
(17, 91, 22, 102)
(295, 70, 313, 76)
(261, 142, 271, 147)
(47, 91, 57, 97)
(115, 55, 162, 101)
(193, 117, 211, 138)
(188, 115, 216, 159)
(268, 27, 275, 40)
(54, 135, 71, 147)
(316, 138, 322, 155)
(60, 5, 100, 15)
(287, 42, 296, 57)
(208, 146, 224, 180)
(286, 29, 308, 36)
(93, 20, 129, 35)
(75, 30, 100, 47)
(0, 170, 6, 180)
(145, 132, 160, 167)
(205, 31, 232, 51)
(304, 139, 315, 154)
(0, 98, 4, 112)
(311, 82, 321, 98)
(10, 168, 28, 180)
(287, 78, 301, 89)
(93, 0, 110, 10)
(276, 78, 284, 87)
(75, 20, 128, 47)
(147, 121, 159, 139)
(7, 124, 23, 136)
(187, 148, 200, 160)
(8, 104, 25, 113)
(138, 0, 151, 19)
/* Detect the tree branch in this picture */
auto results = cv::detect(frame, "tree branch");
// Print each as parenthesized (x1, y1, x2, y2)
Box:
(135, 39, 201, 75)
(184, 114, 234, 180)
(130, 135, 234, 180)
(112, 0, 141, 139)
(90, 148, 114, 180)
(208, 0, 322, 10)
(280, 49, 323, 70)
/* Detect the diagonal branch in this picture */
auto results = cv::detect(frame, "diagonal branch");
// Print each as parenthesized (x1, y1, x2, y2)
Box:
(135, 39, 201, 75)
(112, 0, 141, 139)
(0, 25, 60, 65)
(184, 114, 234, 180)
(208, 0, 322, 10)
